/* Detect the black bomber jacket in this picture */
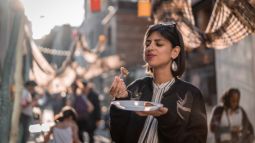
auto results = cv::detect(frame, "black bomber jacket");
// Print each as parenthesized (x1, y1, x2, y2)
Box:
(110, 77, 208, 143)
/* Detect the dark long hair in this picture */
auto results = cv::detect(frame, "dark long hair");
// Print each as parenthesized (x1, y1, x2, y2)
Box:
(221, 88, 240, 109)
(55, 106, 77, 123)
(143, 22, 185, 77)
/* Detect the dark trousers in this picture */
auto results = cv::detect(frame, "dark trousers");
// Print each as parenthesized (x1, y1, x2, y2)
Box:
(19, 113, 32, 143)
(88, 130, 95, 143)
(77, 119, 95, 143)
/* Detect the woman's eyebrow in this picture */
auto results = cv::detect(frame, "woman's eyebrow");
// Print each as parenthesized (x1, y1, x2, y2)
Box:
(154, 39, 163, 42)
(147, 39, 164, 42)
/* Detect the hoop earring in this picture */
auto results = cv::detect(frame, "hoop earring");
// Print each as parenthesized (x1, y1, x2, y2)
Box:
(172, 61, 178, 72)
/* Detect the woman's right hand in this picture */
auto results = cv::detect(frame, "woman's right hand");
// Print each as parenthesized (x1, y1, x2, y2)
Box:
(109, 76, 128, 98)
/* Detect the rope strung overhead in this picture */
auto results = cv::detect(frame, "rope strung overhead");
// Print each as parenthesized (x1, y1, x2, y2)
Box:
(151, 0, 255, 49)
(38, 46, 71, 56)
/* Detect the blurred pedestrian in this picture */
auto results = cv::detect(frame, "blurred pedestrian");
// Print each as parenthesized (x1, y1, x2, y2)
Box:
(52, 92, 66, 115)
(210, 88, 254, 143)
(66, 81, 79, 107)
(73, 80, 95, 143)
(83, 80, 101, 143)
(19, 80, 37, 143)
(109, 22, 207, 143)
(44, 106, 81, 143)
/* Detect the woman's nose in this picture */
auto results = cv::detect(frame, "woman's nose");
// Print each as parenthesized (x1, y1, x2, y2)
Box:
(147, 44, 154, 51)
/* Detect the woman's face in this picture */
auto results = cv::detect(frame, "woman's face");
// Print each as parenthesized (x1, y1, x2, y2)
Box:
(144, 32, 180, 69)
(230, 93, 240, 110)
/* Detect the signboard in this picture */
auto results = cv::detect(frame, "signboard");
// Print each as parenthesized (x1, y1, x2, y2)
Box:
(138, 0, 151, 17)
(91, 0, 101, 12)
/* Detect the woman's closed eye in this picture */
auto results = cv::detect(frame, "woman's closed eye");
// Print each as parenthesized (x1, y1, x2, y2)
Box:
(156, 42, 163, 47)
(145, 40, 163, 48)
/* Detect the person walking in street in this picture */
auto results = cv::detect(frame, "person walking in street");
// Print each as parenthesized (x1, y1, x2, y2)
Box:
(71, 80, 97, 143)
(80, 80, 101, 143)
(66, 81, 79, 107)
(210, 88, 254, 143)
(109, 22, 207, 143)
(44, 106, 81, 143)
(19, 80, 37, 143)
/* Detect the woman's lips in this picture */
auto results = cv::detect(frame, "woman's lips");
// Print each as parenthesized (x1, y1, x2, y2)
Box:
(146, 54, 156, 60)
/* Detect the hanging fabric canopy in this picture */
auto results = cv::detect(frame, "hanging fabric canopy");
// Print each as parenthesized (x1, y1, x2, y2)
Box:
(205, 0, 255, 48)
(151, 0, 255, 49)
(152, 0, 202, 48)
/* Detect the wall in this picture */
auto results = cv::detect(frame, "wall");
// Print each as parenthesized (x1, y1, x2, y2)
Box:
(116, 2, 152, 68)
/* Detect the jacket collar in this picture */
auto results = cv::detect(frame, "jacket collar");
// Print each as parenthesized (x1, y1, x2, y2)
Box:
(143, 76, 181, 98)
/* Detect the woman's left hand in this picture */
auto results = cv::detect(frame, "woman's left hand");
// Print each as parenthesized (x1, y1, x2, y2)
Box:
(136, 107, 168, 117)
(231, 126, 242, 133)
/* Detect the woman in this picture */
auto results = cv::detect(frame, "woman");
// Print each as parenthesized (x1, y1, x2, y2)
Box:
(109, 22, 207, 143)
(44, 106, 81, 143)
(210, 88, 254, 143)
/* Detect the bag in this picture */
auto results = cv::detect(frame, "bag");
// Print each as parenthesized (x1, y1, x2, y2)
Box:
(73, 95, 89, 120)
(240, 133, 254, 143)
